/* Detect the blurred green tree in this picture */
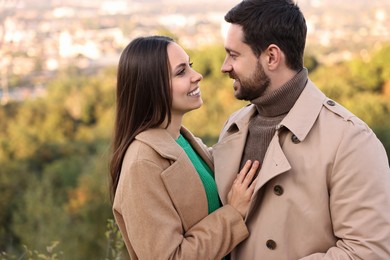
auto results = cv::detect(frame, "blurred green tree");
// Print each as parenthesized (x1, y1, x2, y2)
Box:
(0, 41, 389, 259)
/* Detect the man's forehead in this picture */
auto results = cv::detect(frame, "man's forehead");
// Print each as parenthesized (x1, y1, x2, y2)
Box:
(224, 25, 248, 51)
(226, 24, 244, 39)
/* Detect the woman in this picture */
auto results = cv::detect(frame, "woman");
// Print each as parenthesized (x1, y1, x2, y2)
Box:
(110, 36, 259, 259)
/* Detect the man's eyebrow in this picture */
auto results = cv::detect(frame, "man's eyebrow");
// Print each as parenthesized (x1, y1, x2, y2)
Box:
(225, 47, 239, 55)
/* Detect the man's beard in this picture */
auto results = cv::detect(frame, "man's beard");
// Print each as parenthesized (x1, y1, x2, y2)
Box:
(230, 62, 270, 101)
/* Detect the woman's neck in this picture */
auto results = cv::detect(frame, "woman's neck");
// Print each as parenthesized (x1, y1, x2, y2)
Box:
(163, 114, 183, 140)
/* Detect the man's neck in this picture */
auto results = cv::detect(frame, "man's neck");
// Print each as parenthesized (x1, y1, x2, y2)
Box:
(267, 68, 299, 95)
(251, 68, 308, 117)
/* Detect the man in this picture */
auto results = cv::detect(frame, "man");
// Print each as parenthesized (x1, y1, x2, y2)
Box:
(213, 0, 390, 259)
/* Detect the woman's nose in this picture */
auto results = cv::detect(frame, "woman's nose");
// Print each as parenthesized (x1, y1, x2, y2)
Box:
(192, 70, 203, 82)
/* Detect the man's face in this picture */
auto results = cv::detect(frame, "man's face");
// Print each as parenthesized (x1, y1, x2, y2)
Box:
(221, 24, 270, 101)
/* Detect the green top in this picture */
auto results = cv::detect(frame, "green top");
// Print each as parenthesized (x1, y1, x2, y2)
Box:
(176, 134, 221, 214)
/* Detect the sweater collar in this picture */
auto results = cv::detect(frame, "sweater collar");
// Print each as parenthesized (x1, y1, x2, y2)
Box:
(251, 68, 308, 117)
(224, 80, 327, 143)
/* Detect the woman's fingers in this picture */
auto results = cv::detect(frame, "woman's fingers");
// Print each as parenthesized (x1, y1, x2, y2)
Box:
(242, 160, 259, 187)
(235, 160, 253, 184)
(227, 160, 260, 218)
(235, 160, 260, 187)
(247, 176, 258, 194)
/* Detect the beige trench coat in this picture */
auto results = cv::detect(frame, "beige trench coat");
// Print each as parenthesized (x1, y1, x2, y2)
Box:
(113, 127, 248, 260)
(213, 80, 390, 259)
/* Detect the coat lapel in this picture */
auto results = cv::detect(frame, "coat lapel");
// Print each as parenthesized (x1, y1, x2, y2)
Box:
(253, 133, 291, 194)
(136, 128, 209, 230)
(250, 81, 325, 194)
(213, 131, 248, 204)
(214, 82, 328, 220)
(213, 105, 255, 204)
(160, 151, 208, 230)
(246, 83, 326, 218)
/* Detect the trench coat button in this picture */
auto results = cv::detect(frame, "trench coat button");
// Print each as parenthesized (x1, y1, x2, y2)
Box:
(273, 185, 284, 196)
(327, 100, 336, 106)
(266, 239, 277, 250)
(291, 134, 300, 144)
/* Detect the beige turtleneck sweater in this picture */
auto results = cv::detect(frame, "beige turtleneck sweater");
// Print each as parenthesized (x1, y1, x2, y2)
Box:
(239, 68, 308, 170)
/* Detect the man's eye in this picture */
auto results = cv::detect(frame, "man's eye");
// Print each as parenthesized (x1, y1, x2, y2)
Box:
(189, 62, 193, 67)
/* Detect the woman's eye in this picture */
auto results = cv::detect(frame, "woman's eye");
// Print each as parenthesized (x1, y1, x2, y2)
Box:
(176, 62, 193, 76)
(177, 69, 185, 75)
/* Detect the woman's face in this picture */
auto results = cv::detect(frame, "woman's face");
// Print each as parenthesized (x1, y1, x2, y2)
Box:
(168, 42, 203, 116)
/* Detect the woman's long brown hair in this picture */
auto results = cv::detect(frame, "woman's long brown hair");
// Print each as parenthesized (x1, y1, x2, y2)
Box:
(109, 36, 174, 201)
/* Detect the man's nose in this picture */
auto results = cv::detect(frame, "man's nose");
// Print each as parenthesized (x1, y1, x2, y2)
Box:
(221, 59, 232, 73)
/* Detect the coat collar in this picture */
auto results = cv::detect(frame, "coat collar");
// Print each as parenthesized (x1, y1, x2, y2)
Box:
(220, 105, 256, 140)
(135, 126, 213, 169)
(136, 128, 181, 161)
(279, 80, 326, 142)
(224, 80, 326, 142)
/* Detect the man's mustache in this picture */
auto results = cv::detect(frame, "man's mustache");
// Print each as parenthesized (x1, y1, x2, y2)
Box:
(229, 72, 237, 79)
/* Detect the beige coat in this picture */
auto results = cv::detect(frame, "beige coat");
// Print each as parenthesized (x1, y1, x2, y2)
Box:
(113, 127, 248, 260)
(213, 81, 390, 259)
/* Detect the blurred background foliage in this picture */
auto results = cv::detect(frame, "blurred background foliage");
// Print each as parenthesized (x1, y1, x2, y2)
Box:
(0, 41, 390, 259)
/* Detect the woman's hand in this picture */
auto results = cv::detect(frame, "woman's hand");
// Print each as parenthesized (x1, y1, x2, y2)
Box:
(227, 160, 259, 218)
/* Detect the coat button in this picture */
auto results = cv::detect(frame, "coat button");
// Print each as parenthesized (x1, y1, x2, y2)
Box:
(266, 239, 277, 250)
(327, 100, 336, 106)
(273, 185, 284, 196)
(291, 134, 300, 144)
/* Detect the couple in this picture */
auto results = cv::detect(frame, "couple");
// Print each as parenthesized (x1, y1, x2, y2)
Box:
(109, 0, 390, 259)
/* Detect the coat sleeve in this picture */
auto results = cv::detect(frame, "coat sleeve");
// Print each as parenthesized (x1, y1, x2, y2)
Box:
(114, 159, 249, 260)
(299, 121, 390, 259)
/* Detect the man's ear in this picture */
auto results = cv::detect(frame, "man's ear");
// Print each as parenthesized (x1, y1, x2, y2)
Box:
(266, 44, 281, 70)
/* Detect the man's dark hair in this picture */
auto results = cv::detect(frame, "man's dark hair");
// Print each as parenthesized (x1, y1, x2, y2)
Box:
(225, 0, 307, 70)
